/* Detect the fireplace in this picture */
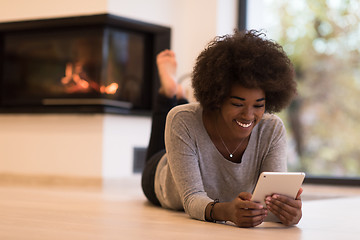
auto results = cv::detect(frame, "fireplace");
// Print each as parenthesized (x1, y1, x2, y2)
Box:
(0, 14, 170, 114)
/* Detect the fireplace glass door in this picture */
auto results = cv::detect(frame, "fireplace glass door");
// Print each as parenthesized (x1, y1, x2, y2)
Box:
(2, 26, 147, 110)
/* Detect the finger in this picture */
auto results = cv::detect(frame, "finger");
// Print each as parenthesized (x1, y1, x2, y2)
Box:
(236, 213, 266, 228)
(238, 192, 253, 201)
(270, 194, 302, 209)
(239, 208, 267, 217)
(266, 200, 292, 220)
(296, 188, 303, 200)
(236, 192, 264, 209)
(241, 218, 265, 228)
(266, 195, 301, 224)
(267, 203, 300, 226)
(238, 200, 264, 210)
(265, 200, 293, 225)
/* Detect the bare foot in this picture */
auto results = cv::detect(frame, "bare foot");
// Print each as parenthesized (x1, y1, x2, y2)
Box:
(157, 50, 178, 98)
(176, 84, 185, 100)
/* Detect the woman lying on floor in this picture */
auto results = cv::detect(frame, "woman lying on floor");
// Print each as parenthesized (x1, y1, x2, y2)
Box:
(141, 30, 302, 228)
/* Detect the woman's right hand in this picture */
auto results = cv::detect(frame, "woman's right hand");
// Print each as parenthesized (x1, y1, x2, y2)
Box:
(227, 192, 267, 227)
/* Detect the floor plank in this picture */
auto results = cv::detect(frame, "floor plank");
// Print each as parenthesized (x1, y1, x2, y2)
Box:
(1, 175, 360, 240)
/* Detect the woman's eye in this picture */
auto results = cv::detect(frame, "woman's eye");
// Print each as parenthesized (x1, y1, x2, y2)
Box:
(254, 105, 265, 108)
(231, 103, 243, 107)
(231, 103, 265, 108)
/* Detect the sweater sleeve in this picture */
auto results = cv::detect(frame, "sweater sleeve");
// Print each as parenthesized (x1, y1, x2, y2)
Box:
(164, 107, 212, 221)
(259, 115, 288, 173)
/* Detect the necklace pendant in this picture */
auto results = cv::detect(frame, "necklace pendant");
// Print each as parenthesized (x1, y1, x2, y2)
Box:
(230, 154, 233, 158)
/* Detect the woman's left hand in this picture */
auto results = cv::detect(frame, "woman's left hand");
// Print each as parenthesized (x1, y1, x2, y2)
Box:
(265, 188, 303, 226)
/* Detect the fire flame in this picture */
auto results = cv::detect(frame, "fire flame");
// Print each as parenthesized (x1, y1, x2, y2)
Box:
(61, 62, 119, 94)
(100, 83, 119, 95)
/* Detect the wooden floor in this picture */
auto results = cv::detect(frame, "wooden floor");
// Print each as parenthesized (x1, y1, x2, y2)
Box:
(1, 175, 360, 240)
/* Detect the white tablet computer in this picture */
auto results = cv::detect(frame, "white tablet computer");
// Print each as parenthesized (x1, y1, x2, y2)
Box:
(251, 172, 305, 222)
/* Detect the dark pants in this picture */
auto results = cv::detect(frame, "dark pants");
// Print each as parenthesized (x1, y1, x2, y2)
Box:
(141, 94, 188, 206)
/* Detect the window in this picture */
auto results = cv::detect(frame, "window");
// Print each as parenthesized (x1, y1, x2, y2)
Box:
(246, 0, 360, 183)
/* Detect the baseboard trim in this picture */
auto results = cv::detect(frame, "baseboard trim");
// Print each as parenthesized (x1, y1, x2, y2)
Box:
(0, 173, 102, 188)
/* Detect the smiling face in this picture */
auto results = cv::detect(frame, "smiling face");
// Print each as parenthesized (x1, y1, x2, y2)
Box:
(218, 85, 266, 139)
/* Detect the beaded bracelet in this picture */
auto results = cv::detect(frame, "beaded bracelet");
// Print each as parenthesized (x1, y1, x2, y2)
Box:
(209, 199, 220, 223)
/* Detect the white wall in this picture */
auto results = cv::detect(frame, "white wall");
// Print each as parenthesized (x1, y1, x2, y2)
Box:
(102, 115, 151, 179)
(0, 113, 151, 179)
(0, 0, 107, 21)
(0, 0, 237, 180)
(108, 0, 238, 85)
(0, 114, 104, 177)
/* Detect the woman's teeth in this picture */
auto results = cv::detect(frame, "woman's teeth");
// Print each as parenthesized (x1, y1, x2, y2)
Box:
(236, 120, 252, 128)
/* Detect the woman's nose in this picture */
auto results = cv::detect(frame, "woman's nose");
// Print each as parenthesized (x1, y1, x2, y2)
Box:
(241, 106, 253, 119)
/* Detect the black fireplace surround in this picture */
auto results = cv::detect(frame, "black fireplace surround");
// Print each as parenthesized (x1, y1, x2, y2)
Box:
(0, 14, 170, 114)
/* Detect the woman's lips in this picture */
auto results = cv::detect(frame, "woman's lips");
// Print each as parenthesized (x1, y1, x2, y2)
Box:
(235, 120, 253, 128)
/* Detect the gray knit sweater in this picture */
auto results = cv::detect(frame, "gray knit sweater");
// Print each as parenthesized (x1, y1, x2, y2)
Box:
(154, 103, 287, 221)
